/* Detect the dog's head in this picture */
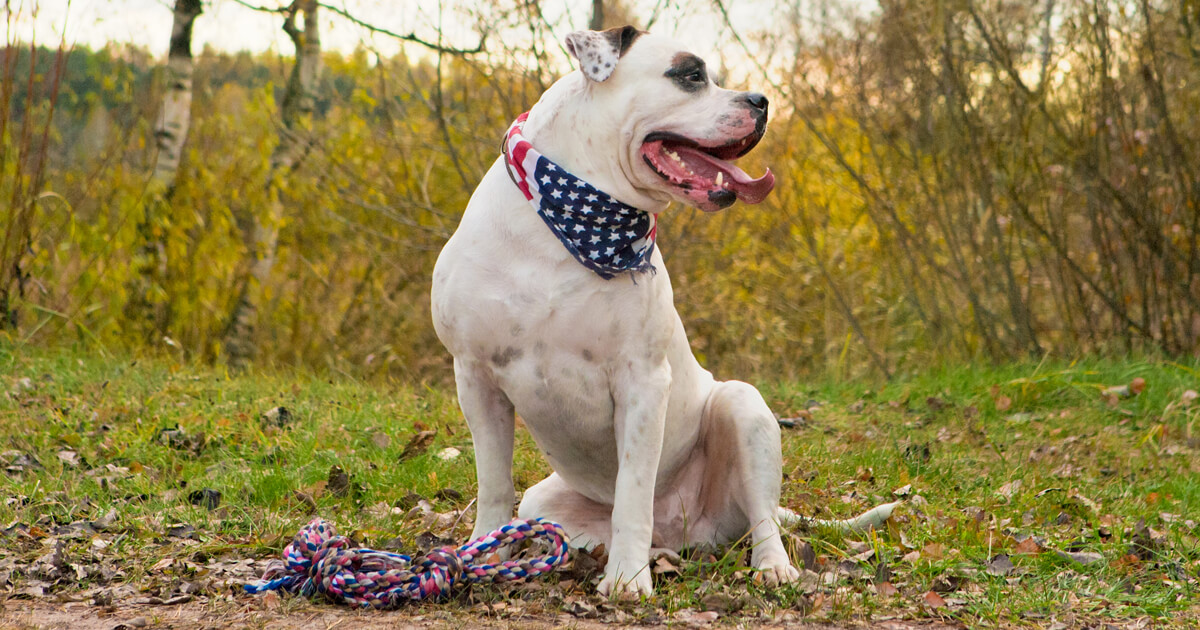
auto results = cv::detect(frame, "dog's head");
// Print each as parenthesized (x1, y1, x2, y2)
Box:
(565, 26, 774, 212)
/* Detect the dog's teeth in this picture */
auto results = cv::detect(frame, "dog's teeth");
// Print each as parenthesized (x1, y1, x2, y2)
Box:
(715, 172, 724, 187)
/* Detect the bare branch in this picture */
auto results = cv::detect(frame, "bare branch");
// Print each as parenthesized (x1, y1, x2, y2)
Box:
(316, 2, 487, 55)
(231, 0, 288, 14)
(231, 0, 486, 54)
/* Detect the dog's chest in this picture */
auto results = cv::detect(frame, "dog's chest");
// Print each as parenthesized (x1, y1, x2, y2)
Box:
(441, 259, 674, 382)
(434, 238, 675, 472)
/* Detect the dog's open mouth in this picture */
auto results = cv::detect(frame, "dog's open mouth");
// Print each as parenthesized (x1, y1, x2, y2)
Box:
(640, 131, 775, 210)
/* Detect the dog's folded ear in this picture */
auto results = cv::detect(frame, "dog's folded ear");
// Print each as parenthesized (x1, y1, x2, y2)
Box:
(565, 25, 643, 83)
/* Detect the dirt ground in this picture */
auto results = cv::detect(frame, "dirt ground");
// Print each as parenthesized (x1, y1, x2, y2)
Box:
(0, 599, 976, 630)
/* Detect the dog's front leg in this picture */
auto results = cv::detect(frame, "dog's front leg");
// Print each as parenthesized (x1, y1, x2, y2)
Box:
(454, 359, 517, 540)
(598, 361, 671, 599)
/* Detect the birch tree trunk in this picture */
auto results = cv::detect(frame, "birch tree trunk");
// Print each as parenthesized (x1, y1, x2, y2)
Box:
(223, 0, 322, 366)
(125, 0, 202, 336)
(590, 0, 604, 30)
(154, 0, 202, 184)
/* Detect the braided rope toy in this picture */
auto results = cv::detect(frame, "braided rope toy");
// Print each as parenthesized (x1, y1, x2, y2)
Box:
(244, 517, 570, 608)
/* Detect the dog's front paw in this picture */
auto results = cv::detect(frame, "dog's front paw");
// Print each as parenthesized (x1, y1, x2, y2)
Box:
(753, 553, 800, 586)
(597, 558, 652, 599)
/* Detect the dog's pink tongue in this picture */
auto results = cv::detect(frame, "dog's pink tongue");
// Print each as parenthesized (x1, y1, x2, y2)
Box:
(673, 145, 775, 205)
(728, 167, 775, 205)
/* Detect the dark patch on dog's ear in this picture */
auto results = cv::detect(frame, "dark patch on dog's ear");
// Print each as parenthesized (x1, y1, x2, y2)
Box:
(565, 26, 646, 83)
(602, 25, 643, 57)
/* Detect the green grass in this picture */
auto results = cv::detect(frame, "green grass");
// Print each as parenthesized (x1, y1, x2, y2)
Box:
(2, 342, 1198, 626)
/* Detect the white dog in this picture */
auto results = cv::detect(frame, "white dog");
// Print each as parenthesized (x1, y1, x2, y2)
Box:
(431, 26, 892, 597)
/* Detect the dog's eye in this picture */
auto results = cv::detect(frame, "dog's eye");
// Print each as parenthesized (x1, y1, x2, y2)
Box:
(687, 70, 706, 84)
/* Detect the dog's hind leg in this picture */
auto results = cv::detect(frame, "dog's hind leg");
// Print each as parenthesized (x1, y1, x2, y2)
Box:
(518, 472, 613, 551)
(702, 380, 800, 586)
(455, 359, 518, 541)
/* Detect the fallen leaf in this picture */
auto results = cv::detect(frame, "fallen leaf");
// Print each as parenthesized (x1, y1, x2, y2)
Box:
(652, 554, 680, 575)
(399, 430, 437, 461)
(795, 538, 817, 571)
(370, 432, 391, 450)
(986, 553, 1015, 576)
(261, 406, 293, 427)
(187, 488, 221, 510)
(1056, 550, 1104, 565)
(2, 450, 42, 473)
(414, 530, 456, 551)
(261, 590, 281, 611)
(1012, 536, 1044, 555)
(850, 547, 875, 563)
(165, 523, 197, 539)
(931, 575, 963, 592)
(292, 490, 317, 513)
(875, 581, 899, 597)
(700, 593, 739, 613)
(995, 395, 1012, 411)
(434, 488, 463, 502)
(57, 450, 81, 468)
(997, 479, 1023, 499)
(92, 508, 119, 531)
(566, 598, 598, 618)
(675, 609, 719, 626)
(326, 465, 355, 497)
(303, 480, 327, 499)
(436, 446, 461, 461)
(923, 590, 947, 609)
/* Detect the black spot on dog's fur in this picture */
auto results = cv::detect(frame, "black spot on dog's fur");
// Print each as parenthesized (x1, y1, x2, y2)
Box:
(491, 346, 523, 367)
(602, 25, 643, 57)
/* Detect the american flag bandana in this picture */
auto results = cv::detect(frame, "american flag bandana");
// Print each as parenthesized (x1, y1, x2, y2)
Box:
(503, 112, 657, 280)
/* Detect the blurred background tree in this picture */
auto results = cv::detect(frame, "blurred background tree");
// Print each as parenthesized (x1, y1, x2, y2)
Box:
(3, 0, 1197, 382)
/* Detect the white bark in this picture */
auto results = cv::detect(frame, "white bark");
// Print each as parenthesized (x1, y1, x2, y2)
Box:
(152, 0, 202, 185)
(126, 0, 202, 336)
(225, 0, 322, 365)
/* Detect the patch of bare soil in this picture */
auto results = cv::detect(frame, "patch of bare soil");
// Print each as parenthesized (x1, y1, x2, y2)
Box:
(0, 599, 973, 630)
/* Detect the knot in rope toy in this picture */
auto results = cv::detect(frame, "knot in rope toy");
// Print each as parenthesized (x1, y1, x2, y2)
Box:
(245, 517, 570, 608)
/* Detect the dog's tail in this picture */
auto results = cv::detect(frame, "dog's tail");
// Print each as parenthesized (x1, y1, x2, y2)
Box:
(777, 502, 900, 533)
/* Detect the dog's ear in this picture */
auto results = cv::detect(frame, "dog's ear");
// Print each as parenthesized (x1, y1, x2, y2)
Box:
(565, 25, 643, 83)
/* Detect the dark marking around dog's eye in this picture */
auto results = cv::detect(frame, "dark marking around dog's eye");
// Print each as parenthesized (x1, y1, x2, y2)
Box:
(664, 52, 707, 93)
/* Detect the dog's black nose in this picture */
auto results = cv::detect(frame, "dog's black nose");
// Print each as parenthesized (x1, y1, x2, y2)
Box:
(742, 92, 768, 113)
